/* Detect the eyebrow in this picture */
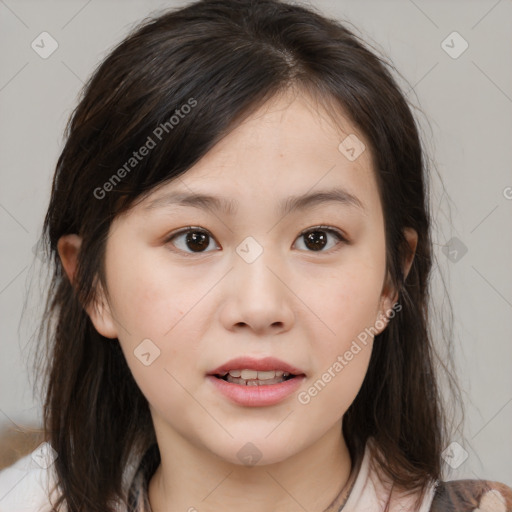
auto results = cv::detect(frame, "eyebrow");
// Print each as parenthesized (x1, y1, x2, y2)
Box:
(144, 187, 365, 217)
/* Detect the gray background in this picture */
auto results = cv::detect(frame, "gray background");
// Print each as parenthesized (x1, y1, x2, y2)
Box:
(1, 0, 511, 486)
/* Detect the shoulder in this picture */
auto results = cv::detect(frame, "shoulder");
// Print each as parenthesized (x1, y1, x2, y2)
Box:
(0, 442, 60, 512)
(429, 479, 512, 512)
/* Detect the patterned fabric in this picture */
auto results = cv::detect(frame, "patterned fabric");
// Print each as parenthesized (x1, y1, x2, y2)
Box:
(430, 479, 512, 512)
(124, 440, 512, 512)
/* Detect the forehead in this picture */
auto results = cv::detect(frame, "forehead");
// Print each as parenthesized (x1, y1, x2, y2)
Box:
(139, 89, 380, 218)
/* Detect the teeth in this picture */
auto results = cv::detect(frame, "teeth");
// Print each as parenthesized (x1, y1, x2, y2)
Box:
(229, 369, 289, 380)
(226, 375, 289, 385)
(255, 370, 277, 380)
(241, 369, 258, 379)
(222, 369, 294, 386)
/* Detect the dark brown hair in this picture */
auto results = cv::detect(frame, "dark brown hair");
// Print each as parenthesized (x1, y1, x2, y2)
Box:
(33, 0, 461, 510)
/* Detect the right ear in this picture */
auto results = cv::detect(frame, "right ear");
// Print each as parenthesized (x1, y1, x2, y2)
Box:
(57, 234, 118, 339)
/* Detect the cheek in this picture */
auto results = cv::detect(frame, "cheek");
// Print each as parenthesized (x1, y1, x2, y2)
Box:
(103, 249, 193, 397)
(305, 259, 384, 345)
(104, 241, 212, 394)
(106, 246, 190, 340)
(296, 250, 385, 403)
(294, 271, 379, 420)
(111, 275, 195, 424)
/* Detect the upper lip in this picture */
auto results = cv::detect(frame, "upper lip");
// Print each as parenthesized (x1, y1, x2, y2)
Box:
(208, 356, 306, 376)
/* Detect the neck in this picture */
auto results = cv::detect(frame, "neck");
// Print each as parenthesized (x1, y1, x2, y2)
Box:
(148, 418, 354, 512)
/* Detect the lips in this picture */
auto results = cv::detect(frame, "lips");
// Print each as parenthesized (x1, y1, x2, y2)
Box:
(207, 356, 306, 406)
(207, 356, 306, 378)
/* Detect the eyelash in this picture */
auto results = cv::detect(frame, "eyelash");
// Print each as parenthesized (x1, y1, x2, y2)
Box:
(164, 225, 348, 255)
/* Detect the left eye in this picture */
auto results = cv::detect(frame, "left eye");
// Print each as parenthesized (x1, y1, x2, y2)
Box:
(166, 227, 219, 254)
(294, 226, 347, 252)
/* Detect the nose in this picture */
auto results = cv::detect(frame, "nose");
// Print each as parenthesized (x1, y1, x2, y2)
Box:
(219, 247, 296, 336)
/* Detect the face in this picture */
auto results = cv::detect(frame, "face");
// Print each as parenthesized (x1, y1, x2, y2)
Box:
(82, 89, 401, 466)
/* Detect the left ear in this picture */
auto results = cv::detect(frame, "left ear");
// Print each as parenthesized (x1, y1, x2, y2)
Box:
(377, 227, 418, 330)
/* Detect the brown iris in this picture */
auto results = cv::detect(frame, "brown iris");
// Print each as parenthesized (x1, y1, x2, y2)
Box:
(303, 230, 328, 251)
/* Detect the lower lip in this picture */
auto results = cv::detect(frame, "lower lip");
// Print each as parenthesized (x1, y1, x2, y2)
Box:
(206, 375, 306, 407)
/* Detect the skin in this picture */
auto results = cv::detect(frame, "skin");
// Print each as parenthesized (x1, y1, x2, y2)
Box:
(58, 88, 417, 512)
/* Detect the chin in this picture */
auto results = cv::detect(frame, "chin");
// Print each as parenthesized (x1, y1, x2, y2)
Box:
(206, 435, 301, 468)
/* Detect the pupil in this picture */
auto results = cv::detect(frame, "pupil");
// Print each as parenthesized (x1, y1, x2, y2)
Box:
(305, 231, 327, 251)
(186, 231, 209, 252)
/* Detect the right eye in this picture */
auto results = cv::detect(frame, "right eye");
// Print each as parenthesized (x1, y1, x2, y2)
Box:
(165, 227, 221, 254)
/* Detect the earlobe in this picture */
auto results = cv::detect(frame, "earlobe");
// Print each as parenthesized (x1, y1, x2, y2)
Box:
(57, 234, 118, 339)
(85, 282, 118, 339)
(376, 290, 396, 335)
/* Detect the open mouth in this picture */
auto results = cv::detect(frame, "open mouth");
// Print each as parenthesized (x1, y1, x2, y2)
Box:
(214, 369, 299, 386)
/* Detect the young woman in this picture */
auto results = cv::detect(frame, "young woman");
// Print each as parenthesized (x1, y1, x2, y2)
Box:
(1, 0, 510, 511)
